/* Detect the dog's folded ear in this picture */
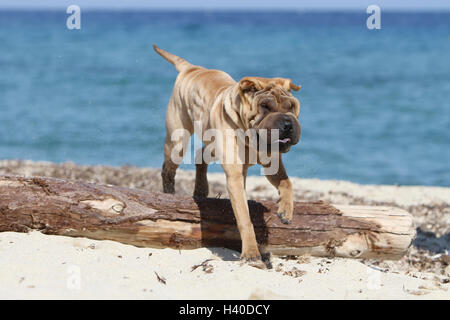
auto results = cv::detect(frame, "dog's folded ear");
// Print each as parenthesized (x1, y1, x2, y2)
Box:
(275, 78, 301, 92)
(240, 77, 301, 93)
(239, 77, 261, 93)
(288, 79, 301, 91)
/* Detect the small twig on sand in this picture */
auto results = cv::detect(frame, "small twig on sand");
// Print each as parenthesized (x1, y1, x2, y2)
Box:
(191, 259, 214, 272)
(367, 264, 389, 273)
(154, 271, 166, 285)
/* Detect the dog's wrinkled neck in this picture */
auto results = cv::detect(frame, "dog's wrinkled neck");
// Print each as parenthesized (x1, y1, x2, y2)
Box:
(222, 84, 250, 130)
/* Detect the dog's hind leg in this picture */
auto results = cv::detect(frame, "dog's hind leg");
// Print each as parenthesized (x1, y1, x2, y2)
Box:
(161, 159, 178, 194)
(194, 146, 209, 198)
(161, 98, 193, 194)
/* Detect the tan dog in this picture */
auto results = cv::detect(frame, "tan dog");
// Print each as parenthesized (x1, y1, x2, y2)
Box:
(154, 45, 301, 265)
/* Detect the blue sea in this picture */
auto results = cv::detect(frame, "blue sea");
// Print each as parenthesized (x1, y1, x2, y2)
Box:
(0, 10, 449, 186)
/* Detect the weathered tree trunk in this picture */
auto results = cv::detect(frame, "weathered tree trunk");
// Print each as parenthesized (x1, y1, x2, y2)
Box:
(0, 175, 415, 259)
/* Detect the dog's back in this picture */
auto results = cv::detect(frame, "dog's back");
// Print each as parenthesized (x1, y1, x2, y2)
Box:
(154, 44, 236, 121)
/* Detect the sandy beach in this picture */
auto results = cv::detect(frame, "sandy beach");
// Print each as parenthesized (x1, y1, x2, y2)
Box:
(0, 160, 448, 299)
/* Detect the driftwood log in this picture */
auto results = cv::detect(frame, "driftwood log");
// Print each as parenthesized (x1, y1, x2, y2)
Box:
(0, 175, 415, 259)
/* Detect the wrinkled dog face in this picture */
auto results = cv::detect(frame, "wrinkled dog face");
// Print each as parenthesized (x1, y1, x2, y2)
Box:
(239, 77, 301, 153)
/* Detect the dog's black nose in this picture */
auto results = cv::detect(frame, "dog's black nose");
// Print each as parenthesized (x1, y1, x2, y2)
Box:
(282, 120, 293, 133)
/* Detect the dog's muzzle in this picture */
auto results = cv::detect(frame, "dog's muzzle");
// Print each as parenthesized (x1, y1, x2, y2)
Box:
(257, 113, 301, 153)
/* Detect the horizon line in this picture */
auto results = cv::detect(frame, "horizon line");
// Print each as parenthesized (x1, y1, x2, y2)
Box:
(1, 7, 449, 12)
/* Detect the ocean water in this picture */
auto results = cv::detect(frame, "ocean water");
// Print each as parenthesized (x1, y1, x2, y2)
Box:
(0, 10, 449, 186)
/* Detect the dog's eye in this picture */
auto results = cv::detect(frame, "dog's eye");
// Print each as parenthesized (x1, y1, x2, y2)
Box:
(259, 101, 274, 113)
(244, 86, 257, 94)
(283, 101, 295, 111)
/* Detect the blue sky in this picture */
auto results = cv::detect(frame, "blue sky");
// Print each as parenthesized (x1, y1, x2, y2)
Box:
(1, 0, 449, 10)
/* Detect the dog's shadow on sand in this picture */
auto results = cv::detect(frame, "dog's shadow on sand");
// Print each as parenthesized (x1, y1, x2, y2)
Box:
(206, 247, 241, 261)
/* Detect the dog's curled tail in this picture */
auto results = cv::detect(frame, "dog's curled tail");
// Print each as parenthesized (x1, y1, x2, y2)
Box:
(153, 44, 193, 73)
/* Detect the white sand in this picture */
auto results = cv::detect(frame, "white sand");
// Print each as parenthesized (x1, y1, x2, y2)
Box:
(0, 231, 448, 300)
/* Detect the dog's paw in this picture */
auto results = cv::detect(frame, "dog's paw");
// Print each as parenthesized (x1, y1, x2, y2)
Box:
(240, 256, 267, 269)
(277, 212, 292, 224)
(240, 248, 273, 269)
(277, 199, 293, 224)
(240, 247, 267, 269)
(240, 253, 273, 269)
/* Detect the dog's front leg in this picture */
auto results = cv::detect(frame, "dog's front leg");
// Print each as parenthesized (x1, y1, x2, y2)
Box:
(222, 164, 263, 265)
(263, 155, 293, 224)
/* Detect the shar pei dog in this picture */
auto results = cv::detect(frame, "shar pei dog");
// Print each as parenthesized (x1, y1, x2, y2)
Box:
(154, 45, 301, 267)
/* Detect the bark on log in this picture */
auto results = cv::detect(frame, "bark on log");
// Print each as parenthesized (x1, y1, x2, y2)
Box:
(0, 175, 415, 259)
